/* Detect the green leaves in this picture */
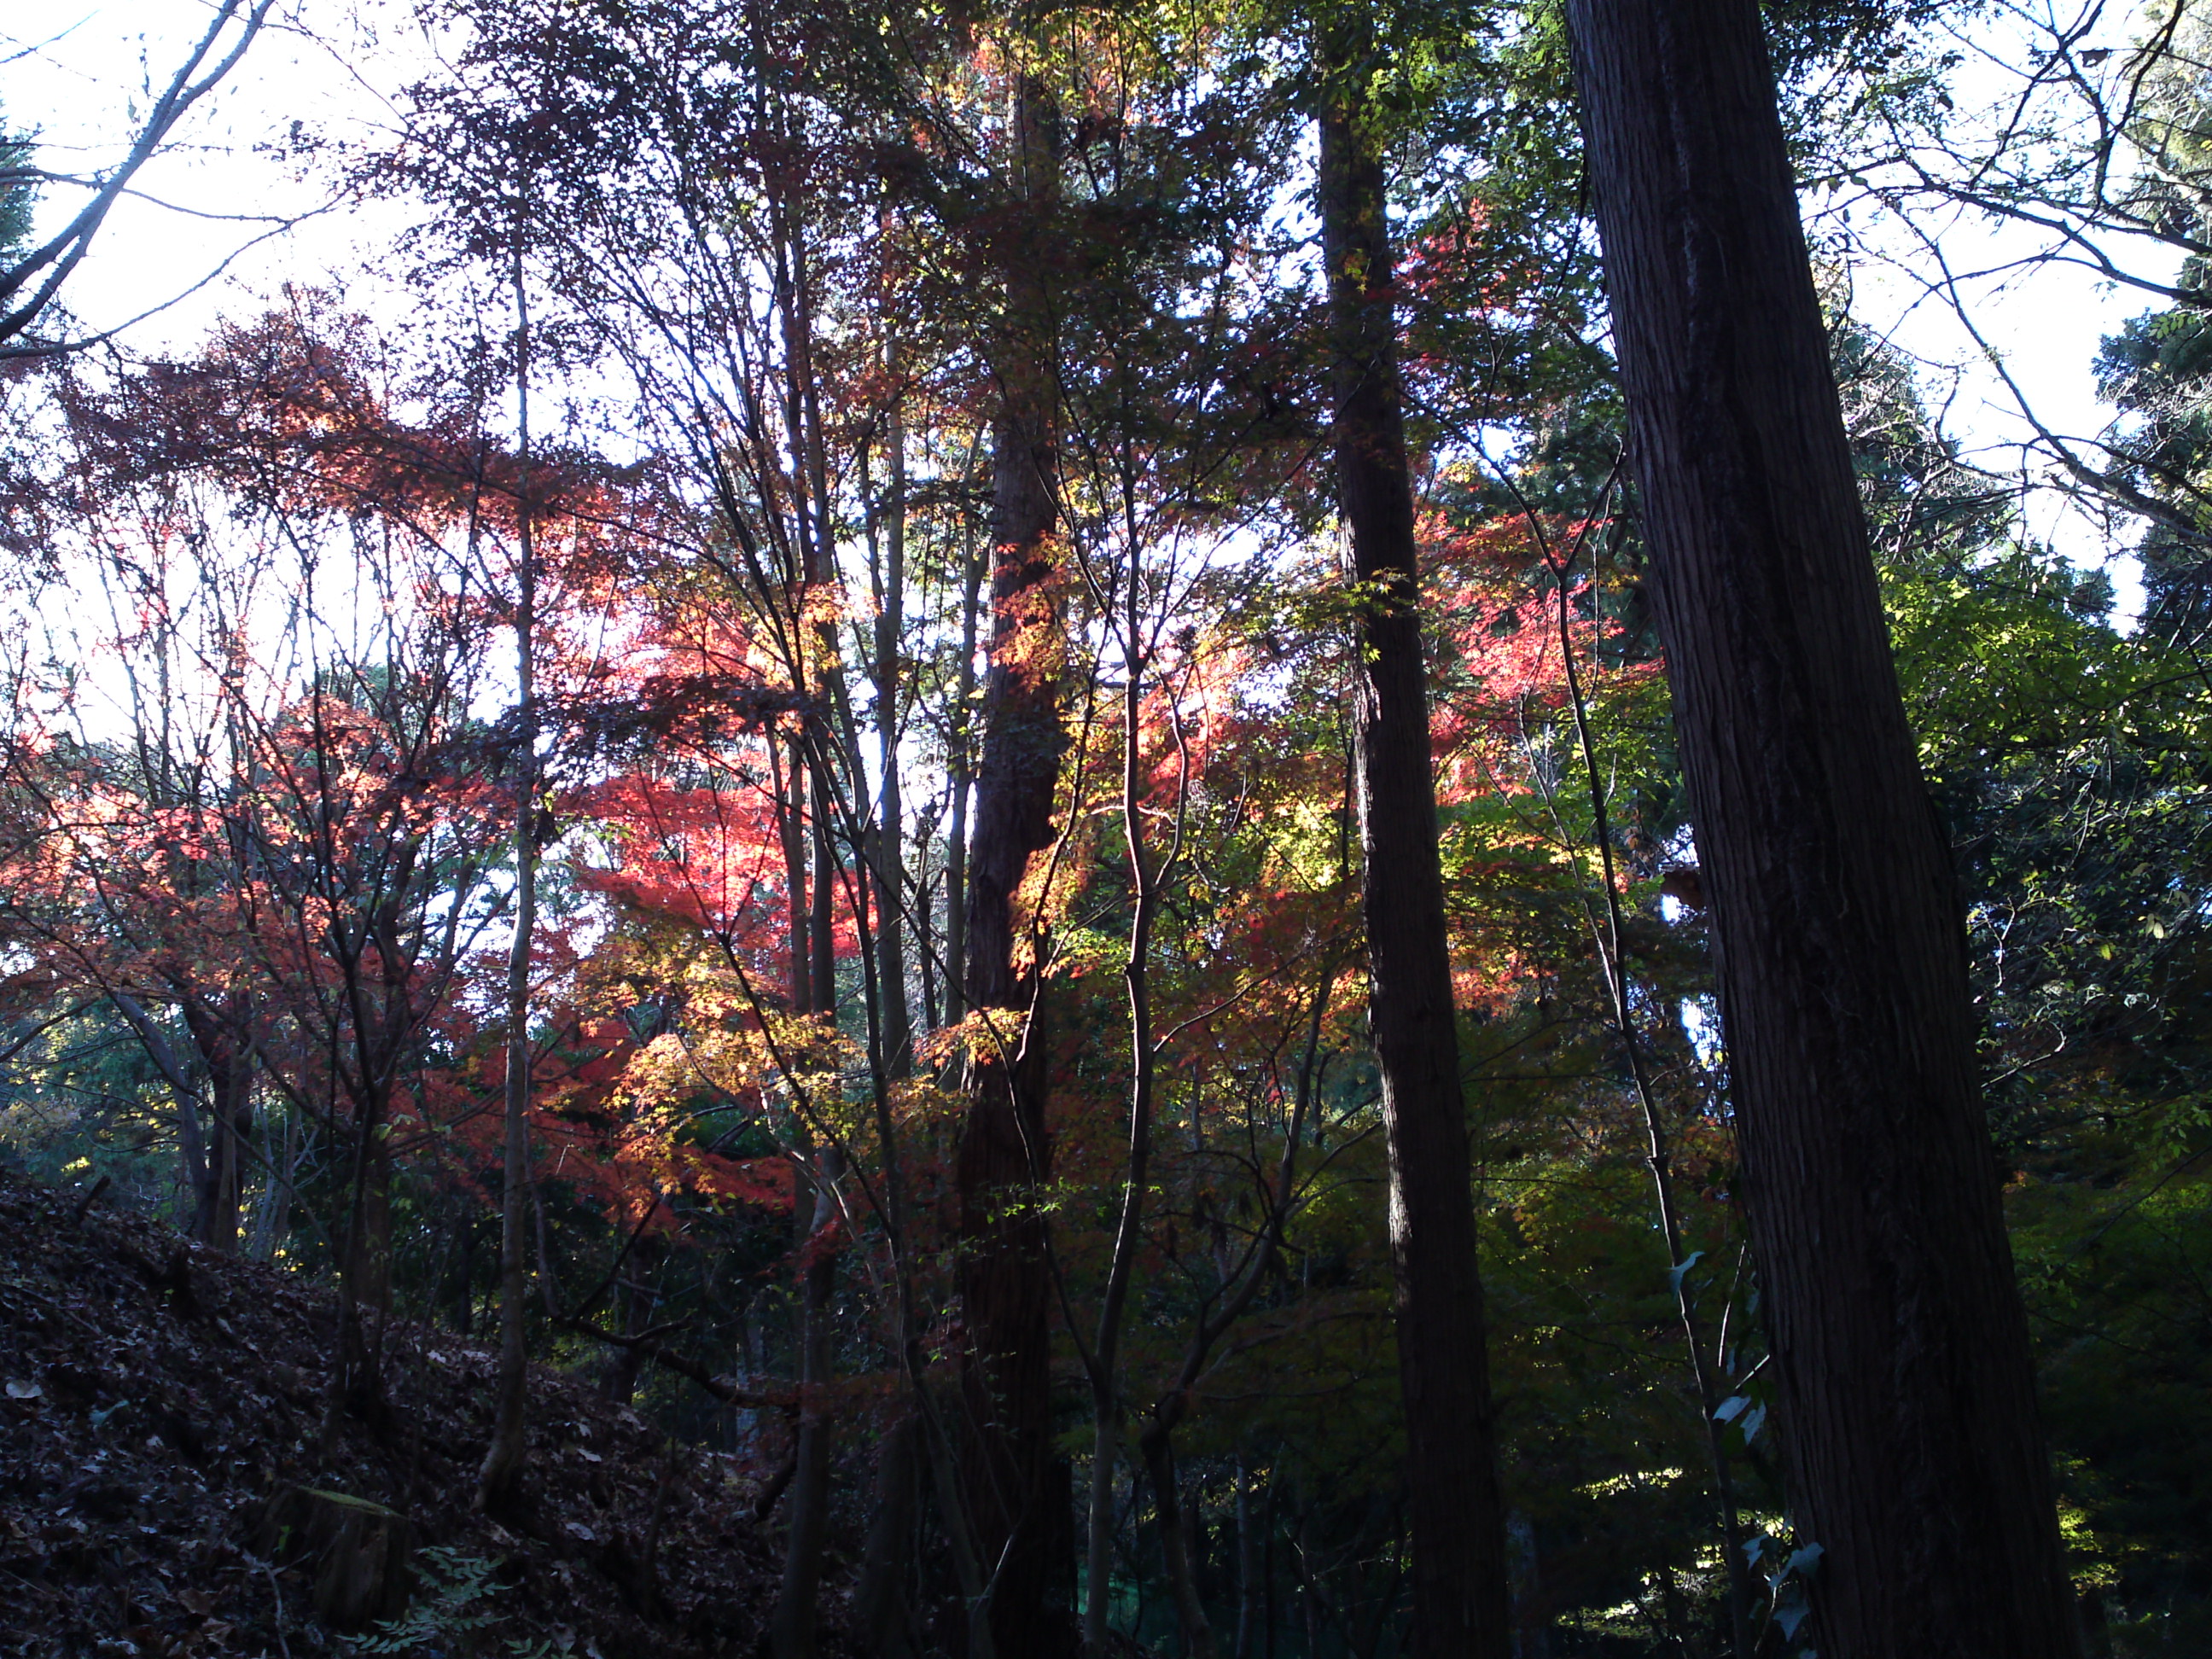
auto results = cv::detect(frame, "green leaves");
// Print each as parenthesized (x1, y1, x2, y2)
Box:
(1714, 1379, 1769, 1456)
(1664, 1246, 1703, 1297)
(1741, 1531, 1823, 1648)
(357, 1546, 509, 1654)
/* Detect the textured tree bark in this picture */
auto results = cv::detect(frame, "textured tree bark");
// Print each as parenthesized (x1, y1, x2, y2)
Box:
(1315, 55, 1514, 1659)
(772, 201, 849, 1655)
(479, 253, 538, 1512)
(956, 65, 1073, 1659)
(777, 732, 812, 1011)
(207, 1045, 250, 1252)
(1138, 1416, 1217, 1659)
(942, 521, 982, 1031)
(1563, 3, 2081, 1653)
(772, 1149, 841, 1659)
(258, 1486, 417, 1627)
(874, 364, 916, 1082)
(323, 1105, 394, 1452)
(853, 1412, 920, 1658)
(1233, 1457, 1257, 1659)
(181, 998, 253, 1254)
(598, 1237, 658, 1406)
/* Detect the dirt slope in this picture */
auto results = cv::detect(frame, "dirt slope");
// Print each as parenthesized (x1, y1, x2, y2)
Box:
(0, 1167, 830, 1657)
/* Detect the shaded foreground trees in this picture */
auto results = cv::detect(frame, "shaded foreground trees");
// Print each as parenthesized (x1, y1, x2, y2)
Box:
(955, 54, 1074, 1659)
(1316, 22, 1511, 1659)
(6, 0, 2212, 1653)
(1566, 0, 2081, 1651)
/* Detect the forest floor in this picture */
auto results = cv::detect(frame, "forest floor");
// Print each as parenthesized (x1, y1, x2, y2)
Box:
(0, 1167, 843, 1658)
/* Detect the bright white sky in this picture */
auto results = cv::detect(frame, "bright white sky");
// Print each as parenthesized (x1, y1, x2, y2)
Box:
(3, 0, 421, 350)
(0, 0, 2173, 620)
(1824, 4, 2183, 620)
(1851, 208, 2164, 617)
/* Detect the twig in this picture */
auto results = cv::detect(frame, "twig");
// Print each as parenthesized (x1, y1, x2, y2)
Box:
(555, 1313, 795, 1410)
(69, 1173, 111, 1223)
(252, 1553, 294, 1659)
(751, 1440, 800, 1522)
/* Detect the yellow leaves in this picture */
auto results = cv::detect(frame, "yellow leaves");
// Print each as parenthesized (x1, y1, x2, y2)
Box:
(2052, 1464, 2121, 1587)
(913, 1016, 976, 1078)
(796, 580, 863, 631)
(1047, 923, 1121, 982)
(885, 1070, 963, 1134)
(614, 1027, 714, 1107)
(1580, 1468, 1687, 1499)
(917, 1008, 1025, 1079)
(592, 954, 868, 1154)
(1009, 833, 1092, 980)
(1254, 799, 1347, 897)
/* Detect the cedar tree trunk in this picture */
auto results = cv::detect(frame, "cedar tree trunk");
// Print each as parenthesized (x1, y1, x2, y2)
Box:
(1317, 61, 1513, 1659)
(1563, 3, 2081, 1652)
(854, 1412, 921, 1657)
(957, 66, 1072, 1659)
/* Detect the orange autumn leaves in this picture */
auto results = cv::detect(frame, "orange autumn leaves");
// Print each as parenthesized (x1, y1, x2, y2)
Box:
(2, 300, 1657, 1257)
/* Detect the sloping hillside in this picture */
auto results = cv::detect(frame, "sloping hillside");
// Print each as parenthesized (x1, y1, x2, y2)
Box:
(0, 1168, 825, 1657)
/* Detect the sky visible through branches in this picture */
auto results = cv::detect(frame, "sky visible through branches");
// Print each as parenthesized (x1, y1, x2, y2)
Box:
(6, 1, 2167, 614)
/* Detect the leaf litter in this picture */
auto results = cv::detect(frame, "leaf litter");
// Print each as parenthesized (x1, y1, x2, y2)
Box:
(0, 1168, 847, 1656)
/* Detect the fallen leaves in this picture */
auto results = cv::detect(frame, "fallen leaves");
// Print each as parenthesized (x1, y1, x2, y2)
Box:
(0, 1168, 824, 1658)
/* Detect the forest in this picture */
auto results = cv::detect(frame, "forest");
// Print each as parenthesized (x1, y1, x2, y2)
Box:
(0, 0, 2205, 1656)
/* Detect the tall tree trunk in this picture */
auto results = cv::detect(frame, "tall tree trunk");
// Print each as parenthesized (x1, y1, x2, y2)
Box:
(854, 1412, 921, 1658)
(1084, 593, 1173, 1654)
(770, 195, 847, 1655)
(598, 1235, 659, 1406)
(323, 1087, 394, 1453)
(248, 1100, 297, 1260)
(853, 351, 926, 1659)
(1563, 3, 2081, 1653)
(1314, 50, 1512, 1659)
(1234, 1456, 1258, 1659)
(1262, 1475, 1277, 1659)
(480, 249, 539, 1512)
(957, 64, 1072, 1659)
(772, 1148, 842, 1659)
(182, 998, 253, 1254)
(875, 357, 916, 1080)
(1140, 1417, 1217, 1659)
(776, 732, 812, 1011)
(180, 1081, 213, 1243)
(1506, 1511, 1551, 1659)
(942, 518, 982, 1031)
(110, 989, 217, 1243)
(208, 1045, 250, 1254)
